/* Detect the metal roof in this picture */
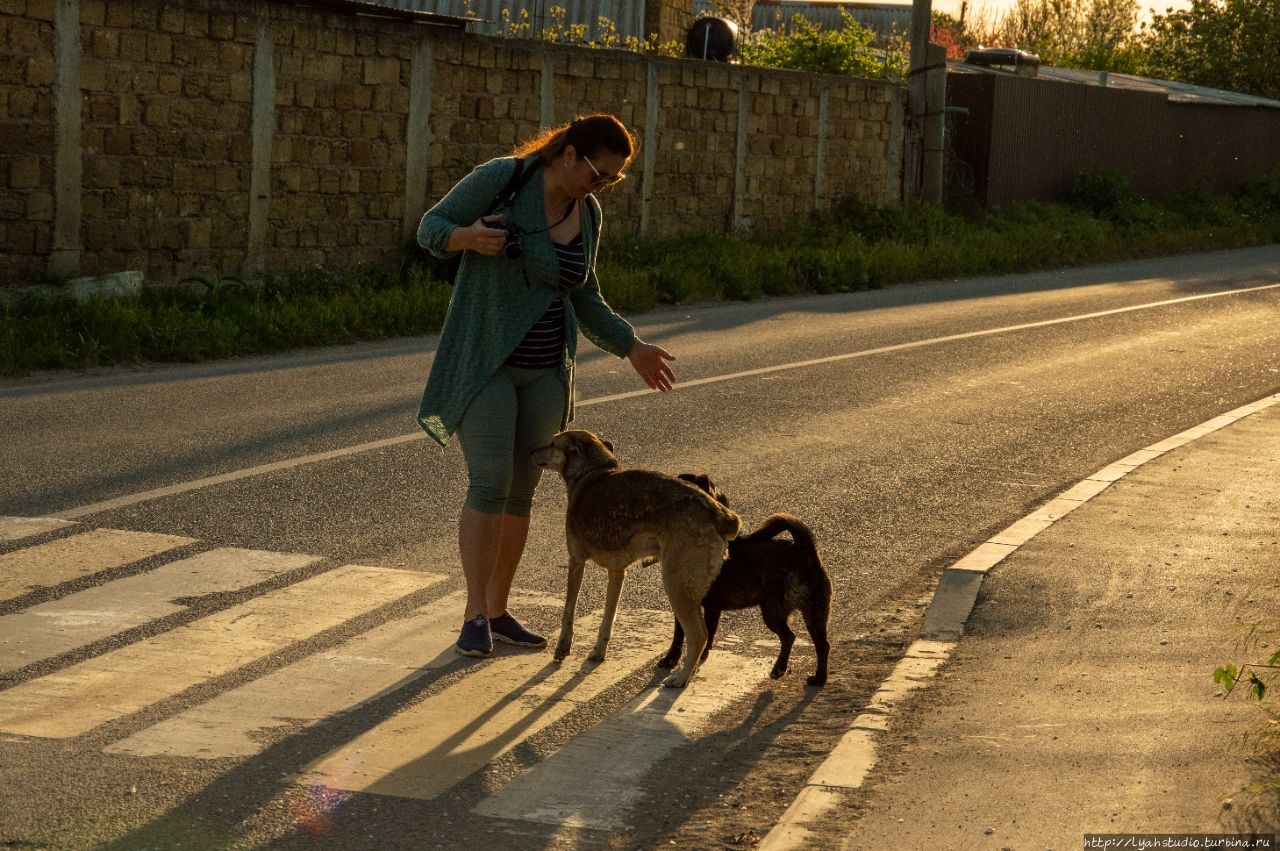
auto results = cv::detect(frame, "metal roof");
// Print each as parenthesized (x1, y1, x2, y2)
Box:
(951, 60, 1280, 109)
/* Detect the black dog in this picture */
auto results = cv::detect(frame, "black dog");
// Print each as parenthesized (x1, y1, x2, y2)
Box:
(657, 474, 832, 686)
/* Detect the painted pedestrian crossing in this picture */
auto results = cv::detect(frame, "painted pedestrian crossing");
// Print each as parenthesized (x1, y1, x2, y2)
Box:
(0, 518, 775, 834)
(0, 515, 75, 543)
(0, 564, 440, 738)
(106, 588, 558, 760)
(0, 526, 196, 599)
(476, 651, 773, 830)
(0, 547, 323, 672)
(299, 608, 675, 801)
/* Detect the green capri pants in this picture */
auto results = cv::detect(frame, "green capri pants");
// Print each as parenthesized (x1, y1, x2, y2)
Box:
(456, 365, 568, 517)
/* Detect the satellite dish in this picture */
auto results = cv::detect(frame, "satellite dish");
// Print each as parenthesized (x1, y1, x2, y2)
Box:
(685, 17, 738, 62)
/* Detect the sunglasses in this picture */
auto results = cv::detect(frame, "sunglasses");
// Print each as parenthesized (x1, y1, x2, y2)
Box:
(583, 154, 626, 189)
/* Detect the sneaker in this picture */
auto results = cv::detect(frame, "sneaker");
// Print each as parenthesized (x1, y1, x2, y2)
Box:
(489, 611, 547, 648)
(456, 614, 492, 657)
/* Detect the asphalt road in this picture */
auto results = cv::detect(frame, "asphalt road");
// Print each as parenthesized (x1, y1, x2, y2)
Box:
(1, 245, 1278, 849)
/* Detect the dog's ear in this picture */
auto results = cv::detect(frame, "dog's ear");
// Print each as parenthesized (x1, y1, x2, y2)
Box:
(698, 474, 730, 507)
(677, 473, 727, 504)
(602, 437, 615, 452)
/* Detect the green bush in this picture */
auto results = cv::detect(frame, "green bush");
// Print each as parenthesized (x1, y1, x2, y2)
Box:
(1068, 165, 1143, 222)
(3, 169, 1279, 375)
(738, 10, 907, 81)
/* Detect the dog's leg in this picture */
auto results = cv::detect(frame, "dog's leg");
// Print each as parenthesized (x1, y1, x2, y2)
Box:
(661, 552, 713, 688)
(555, 555, 586, 662)
(664, 593, 708, 688)
(589, 567, 626, 662)
(659, 616, 684, 669)
(800, 603, 830, 687)
(701, 608, 723, 662)
(762, 607, 796, 680)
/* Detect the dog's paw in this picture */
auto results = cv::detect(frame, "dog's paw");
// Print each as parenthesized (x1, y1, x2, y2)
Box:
(587, 646, 607, 662)
(661, 671, 689, 688)
(656, 655, 679, 669)
(769, 664, 788, 680)
(806, 673, 827, 687)
(553, 640, 572, 661)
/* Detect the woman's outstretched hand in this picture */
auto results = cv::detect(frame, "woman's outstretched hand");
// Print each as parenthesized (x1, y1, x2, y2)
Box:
(626, 339, 676, 392)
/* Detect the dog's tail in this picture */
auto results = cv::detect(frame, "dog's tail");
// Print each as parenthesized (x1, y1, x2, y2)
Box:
(745, 513, 819, 558)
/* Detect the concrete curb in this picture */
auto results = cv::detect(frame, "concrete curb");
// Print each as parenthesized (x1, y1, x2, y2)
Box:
(0, 271, 143, 306)
(757, 390, 1280, 851)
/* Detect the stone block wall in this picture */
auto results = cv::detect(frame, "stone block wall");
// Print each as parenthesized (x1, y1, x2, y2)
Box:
(265, 3, 416, 274)
(76, 0, 257, 282)
(0, 0, 905, 287)
(1, 0, 56, 271)
(644, 0, 694, 47)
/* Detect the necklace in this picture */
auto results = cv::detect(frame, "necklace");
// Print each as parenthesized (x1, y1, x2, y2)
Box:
(546, 198, 576, 230)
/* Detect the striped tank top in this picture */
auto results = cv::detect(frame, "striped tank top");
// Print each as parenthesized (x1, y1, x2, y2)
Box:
(505, 235, 586, 368)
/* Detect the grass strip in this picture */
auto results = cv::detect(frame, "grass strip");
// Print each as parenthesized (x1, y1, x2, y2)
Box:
(4, 169, 1279, 375)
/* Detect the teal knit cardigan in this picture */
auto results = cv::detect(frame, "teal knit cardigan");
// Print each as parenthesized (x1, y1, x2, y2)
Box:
(416, 156, 637, 447)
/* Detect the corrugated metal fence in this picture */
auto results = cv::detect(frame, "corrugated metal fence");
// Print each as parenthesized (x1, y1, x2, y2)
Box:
(382, 0, 643, 39)
(722, 2, 912, 37)
(375, 1, 911, 39)
(947, 69, 1280, 206)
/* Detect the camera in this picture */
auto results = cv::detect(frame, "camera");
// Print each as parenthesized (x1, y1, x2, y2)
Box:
(485, 219, 524, 260)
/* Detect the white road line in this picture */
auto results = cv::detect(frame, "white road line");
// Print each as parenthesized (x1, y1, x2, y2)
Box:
(49, 283, 1280, 521)
(0, 516, 75, 542)
(0, 528, 197, 600)
(105, 589, 559, 760)
(0, 548, 323, 673)
(474, 651, 773, 830)
(298, 609, 674, 802)
(0, 565, 438, 739)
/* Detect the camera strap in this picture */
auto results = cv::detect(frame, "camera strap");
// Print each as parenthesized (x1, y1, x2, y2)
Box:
(494, 156, 574, 237)
(487, 157, 541, 216)
(494, 158, 574, 234)
(445, 158, 542, 286)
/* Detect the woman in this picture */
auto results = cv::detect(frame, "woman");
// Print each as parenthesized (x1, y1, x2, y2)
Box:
(417, 114, 676, 657)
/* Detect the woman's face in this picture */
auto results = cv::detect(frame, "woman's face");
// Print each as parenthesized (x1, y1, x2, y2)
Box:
(565, 147, 628, 198)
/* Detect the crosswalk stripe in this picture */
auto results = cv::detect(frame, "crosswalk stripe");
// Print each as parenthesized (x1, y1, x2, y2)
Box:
(0, 516, 76, 542)
(0, 548, 324, 673)
(0, 565, 438, 739)
(0, 528, 196, 600)
(474, 651, 772, 830)
(104, 588, 563, 760)
(476, 651, 771, 829)
(297, 609, 673, 802)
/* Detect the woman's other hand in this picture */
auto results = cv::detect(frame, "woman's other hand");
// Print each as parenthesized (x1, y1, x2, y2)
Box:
(626, 339, 676, 392)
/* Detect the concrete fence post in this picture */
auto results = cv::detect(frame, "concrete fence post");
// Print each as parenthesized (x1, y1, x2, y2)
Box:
(403, 35, 435, 247)
(50, 0, 82, 279)
(640, 62, 659, 236)
(245, 8, 276, 278)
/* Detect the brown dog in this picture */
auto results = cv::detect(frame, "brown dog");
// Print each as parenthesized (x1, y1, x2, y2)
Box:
(658, 473, 832, 686)
(531, 430, 741, 688)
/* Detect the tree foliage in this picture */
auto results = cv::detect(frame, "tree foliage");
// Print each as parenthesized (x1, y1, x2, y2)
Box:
(702, 0, 756, 33)
(935, 0, 1279, 92)
(970, 0, 1142, 70)
(1138, 0, 1280, 99)
(737, 10, 907, 80)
